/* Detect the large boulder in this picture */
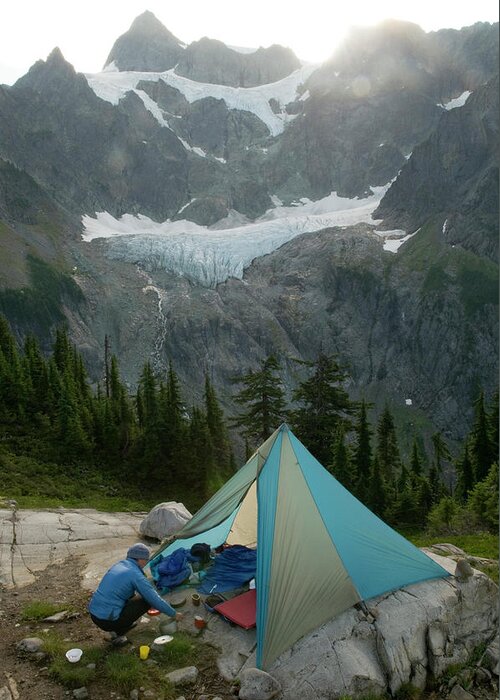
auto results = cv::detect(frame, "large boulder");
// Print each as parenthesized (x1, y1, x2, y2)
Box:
(239, 552, 498, 699)
(139, 502, 192, 541)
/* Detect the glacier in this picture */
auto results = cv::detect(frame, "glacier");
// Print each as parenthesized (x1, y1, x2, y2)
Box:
(82, 185, 407, 288)
(85, 64, 317, 137)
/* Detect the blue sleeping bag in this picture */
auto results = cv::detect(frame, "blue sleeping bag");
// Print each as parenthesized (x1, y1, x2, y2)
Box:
(155, 548, 192, 590)
(198, 545, 256, 594)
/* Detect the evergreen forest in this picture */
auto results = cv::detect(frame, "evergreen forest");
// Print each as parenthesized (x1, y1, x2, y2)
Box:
(0, 316, 497, 538)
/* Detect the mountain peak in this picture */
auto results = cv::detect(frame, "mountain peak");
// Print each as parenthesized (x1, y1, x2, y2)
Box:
(128, 10, 180, 41)
(103, 10, 184, 71)
(47, 46, 66, 64)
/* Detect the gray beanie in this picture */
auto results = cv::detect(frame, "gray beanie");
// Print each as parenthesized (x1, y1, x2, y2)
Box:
(127, 543, 151, 560)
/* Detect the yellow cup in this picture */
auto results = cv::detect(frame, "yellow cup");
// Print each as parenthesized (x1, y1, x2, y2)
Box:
(139, 645, 150, 660)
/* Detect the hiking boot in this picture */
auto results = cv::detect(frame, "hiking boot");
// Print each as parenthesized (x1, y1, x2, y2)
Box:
(111, 635, 129, 647)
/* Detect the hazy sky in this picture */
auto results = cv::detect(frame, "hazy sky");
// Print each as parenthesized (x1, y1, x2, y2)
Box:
(1, 0, 498, 85)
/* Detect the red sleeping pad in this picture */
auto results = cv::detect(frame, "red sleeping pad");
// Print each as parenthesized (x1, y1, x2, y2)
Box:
(213, 589, 256, 629)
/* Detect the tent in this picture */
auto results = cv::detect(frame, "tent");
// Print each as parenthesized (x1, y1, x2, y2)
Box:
(149, 424, 449, 669)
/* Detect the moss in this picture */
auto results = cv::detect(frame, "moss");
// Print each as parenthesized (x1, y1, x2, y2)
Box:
(0, 255, 84, 338)
(457, 257, 498, 317)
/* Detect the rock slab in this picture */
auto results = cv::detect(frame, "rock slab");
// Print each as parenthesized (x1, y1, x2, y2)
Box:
(240, 553, 498, 699)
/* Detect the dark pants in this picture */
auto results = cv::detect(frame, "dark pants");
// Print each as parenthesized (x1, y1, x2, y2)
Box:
(91, 596, 150, 636)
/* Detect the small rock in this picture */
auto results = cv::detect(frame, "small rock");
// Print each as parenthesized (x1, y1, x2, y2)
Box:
(239, 668, 282, 700)
(0, 686, 13, 700)
(86, 663, 96, 670)
(481, 638, 499, 674)
(16, 637, 44, 653)
(129, 690, 139, 700)
(165, 666, 199, 686)
(455, 559, 474, 580)
(169, 593, 187, 608)
(72, 689, 89, 700)
(43, 610, 69, 623)
(448, 685, 475, 700)
(174, 696, 186, 700)
(474, 667, 492, 683)
(143, 691, 155, 698)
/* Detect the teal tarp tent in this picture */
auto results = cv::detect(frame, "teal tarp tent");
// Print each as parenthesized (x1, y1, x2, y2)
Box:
(150, 424, 449, 669)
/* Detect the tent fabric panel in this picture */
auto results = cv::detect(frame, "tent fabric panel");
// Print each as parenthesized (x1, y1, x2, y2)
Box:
(288, 433, 449, 600)
(255, 431, 283, 669)
(226, 481, 257, 548)
(170, 452, 260, 543)
(174, 425, 281, 544)
(149, 510, 237, 568)
(260, 431, 360, 669)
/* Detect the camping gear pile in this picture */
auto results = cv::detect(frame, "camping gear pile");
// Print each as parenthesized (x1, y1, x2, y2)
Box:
(148, 424, 449, 669)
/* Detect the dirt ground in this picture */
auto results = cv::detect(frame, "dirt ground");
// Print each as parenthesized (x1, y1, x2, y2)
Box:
(0, 555, 236, 700)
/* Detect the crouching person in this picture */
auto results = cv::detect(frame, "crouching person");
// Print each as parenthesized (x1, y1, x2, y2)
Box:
(88, 542, 183, 646)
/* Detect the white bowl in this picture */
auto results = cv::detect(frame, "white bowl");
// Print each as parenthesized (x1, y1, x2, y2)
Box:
(66, 648, 83, 663)
(152, 635, 173, 645)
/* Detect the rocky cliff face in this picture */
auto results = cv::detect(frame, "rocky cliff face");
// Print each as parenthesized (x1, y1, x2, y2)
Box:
(375, 74, 499, 261)
(175, 39, 301, 87)
(0, 15, 497, 442)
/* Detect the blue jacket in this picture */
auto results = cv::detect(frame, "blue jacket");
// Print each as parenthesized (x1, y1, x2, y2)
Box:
(88, 557, 176, 621)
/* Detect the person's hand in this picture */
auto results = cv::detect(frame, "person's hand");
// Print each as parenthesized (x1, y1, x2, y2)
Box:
(175, 612, 184, 621)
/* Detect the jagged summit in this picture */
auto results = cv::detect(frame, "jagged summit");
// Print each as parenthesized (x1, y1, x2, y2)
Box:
(128, 10, 178, 35)
(14, 46, 82, 93)
(103, 10, 184, 72)
(102, 10, 300, 86)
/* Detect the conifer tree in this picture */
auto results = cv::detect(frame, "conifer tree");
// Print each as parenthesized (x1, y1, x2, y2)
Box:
(159, 362, 188, 480)
(415, 476, 434, 524)
(455, 440, 474, 503)
(0, 316, 26, 422)
(410, 439, 423, 476)
(54, 382, 91, 462)
(231, 355, 286, 445)
(365, 455, 387, 518)
(428, 464, 447, 504)
(137, 362, 162, 470)
(204, 374, 233, 477)
(188, 406, 215, 499)
(431, 432, 451, 473)
(375, 405, 401, 484)
(487, 390, 499, 459)
(352, 399, 372, 496)
(53, 327, 73, 374)
(470, 390, 494, 482)
(289, 353, 355, 465)
(328, 423, 356, 490)
(466, 462, 499, 531)
(23, 335, 50, 415)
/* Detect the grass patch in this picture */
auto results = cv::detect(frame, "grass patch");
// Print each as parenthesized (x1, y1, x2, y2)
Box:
(401, 530, 498, 583)
(151, 633, 197, 670)
(42, 633, 105, 689)
(404, 531, 499, 560)
(104, 651, 173, 698)
(48, 658, 97, 688)
(394, 683, 423, 699)
(21, 601, 69, 621)
(104, 653, 144, 691)
(40, 631, 175, 697)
